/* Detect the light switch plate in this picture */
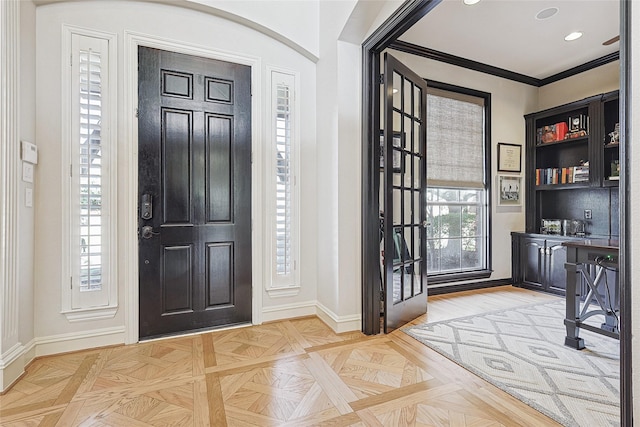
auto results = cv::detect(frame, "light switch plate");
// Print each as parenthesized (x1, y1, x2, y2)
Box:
(22, 162, 34, 183)
(25, 188, 33, 208)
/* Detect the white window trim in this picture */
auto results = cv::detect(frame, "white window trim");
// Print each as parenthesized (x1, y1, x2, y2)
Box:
(60, 25, 118, 320)
(265, 66, 300, 297)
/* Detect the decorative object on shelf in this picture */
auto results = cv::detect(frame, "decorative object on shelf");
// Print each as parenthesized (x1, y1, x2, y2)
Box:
(497, 175, 521, 206)
(568, 114, 588, 132)
(561, 219, 587, 236)
(610, 160, 620, 180)
(497, 142, 522, 173)
(379, 131, 403, 172)
(541, 218, 561, 235)
(537, 122, 567, 144)
(565, 114, 589, 139)
(608, 123, 620, 145)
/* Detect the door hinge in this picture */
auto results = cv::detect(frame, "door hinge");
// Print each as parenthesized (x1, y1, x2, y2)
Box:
(70, 276, 73, 289)
(70, 54, 73, 67)
(135, 108, 139, 118)
(70, 164, 73, 177)
(379, 74, 384, 85)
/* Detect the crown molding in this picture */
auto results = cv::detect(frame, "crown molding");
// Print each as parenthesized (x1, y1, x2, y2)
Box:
(389, 39, 619, 88)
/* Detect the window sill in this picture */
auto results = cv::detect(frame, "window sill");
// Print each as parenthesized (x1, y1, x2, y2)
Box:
(266, 285, 301, 298)
(427, 269, 492, 285)
(61, 305, 118, 322)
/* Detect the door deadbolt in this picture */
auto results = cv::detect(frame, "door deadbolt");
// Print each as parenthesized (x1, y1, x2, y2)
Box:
(141, 194, 153, 220)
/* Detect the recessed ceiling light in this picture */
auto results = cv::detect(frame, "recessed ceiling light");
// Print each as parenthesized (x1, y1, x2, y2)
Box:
(565, 32, 583, 41)
(463, 0, 480, 5)
(536, 7, 559, 20)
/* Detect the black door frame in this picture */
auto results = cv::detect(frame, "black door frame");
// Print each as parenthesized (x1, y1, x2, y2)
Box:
(360, 1, 632, 424)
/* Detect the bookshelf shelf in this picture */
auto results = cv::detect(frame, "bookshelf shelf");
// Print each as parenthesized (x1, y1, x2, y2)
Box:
(535, 136, 589, 148)
(535, 183, 591, 191)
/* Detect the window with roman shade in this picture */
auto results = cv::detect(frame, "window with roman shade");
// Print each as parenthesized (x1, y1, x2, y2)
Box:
(426, 85, 490, 282)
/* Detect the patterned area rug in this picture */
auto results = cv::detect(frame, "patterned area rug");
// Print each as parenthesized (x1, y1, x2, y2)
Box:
(403, 299, 620, 427)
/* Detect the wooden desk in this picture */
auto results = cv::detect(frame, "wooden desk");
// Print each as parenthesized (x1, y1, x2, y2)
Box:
(562, 239, 619, 349)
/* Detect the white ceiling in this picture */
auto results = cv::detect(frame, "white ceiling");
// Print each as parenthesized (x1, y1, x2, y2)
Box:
(398, 0, 620, 80)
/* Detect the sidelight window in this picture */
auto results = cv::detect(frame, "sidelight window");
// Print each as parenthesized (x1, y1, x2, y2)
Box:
(62, 27, 117, 318)
(267, 69, 300, 294)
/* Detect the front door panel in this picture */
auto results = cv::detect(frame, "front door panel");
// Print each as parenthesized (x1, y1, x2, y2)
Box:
(138, 47, 252, 339)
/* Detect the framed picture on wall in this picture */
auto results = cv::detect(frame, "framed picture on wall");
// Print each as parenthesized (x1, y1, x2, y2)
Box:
(497, 142, 522, 173)
(498, 175, 522, 206)
(379, 132, 403, 172)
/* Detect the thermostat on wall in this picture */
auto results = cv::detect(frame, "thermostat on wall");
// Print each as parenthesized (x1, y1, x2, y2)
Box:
(21, 140, 38, 164)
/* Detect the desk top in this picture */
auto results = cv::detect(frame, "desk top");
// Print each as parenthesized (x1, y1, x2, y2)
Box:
(562, 239, 619, 251)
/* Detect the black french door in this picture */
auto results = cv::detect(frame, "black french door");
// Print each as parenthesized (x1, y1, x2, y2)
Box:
(382, 53, 428, 333)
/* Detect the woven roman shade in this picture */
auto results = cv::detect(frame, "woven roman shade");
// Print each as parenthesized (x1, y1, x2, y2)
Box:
(427, 87, 485, 188)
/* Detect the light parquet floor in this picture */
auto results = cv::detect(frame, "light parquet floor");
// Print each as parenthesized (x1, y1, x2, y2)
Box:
(0, 286, 562, 426)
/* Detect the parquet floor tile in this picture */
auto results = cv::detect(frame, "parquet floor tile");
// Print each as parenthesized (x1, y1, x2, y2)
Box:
(0, 288, 564, 426)
(317, 339, 433, 400)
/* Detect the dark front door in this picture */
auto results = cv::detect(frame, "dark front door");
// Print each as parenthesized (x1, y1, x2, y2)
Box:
(138, 46, 252, 339)
(382, 53, 428, 332)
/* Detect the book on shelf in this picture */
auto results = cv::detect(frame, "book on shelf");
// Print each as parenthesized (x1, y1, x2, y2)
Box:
(535, 165, 588, 185)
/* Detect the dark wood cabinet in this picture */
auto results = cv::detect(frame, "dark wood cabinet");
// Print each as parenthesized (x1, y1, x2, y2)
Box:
(513, 233, 568, 295)
(520, 236, 544, 290)
(546, 240, 568, 294)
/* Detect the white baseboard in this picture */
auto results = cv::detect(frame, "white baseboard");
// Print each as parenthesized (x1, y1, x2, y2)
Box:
(262, 300, 361, 333)
(315, 302, 361, 333)
(262, 300, 317, 322)
(34, 326, 126, 358)
(0, 342, 27, 392)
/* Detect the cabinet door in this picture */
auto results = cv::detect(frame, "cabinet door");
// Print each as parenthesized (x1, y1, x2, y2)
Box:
(546, 240, 567, 294)
(521, 238, 545, 289)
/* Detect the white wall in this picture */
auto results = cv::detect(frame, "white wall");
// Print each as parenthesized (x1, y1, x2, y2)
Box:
(315, 0, 362, 330)
(383, 50, 539, 283)
(537, 61, 620, 111)
(19, 0, 37, 361)
(0, 0, 36, 392)
(34, 0, 318, 350)
(187, 0, 320, 59)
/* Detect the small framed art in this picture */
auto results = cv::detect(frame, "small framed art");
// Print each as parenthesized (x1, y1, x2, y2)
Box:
(498, 175, 522, 206)
(497, 142, 522, 173)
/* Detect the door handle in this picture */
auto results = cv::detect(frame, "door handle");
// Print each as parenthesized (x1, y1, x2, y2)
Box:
(141, 225, 159, 239)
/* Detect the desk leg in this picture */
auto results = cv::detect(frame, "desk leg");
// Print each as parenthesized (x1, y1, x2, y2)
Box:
(601, 267, 619, 333)
(564, 261, 585, 350)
